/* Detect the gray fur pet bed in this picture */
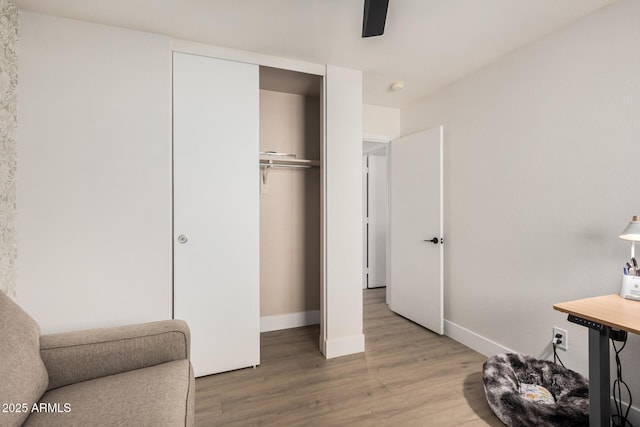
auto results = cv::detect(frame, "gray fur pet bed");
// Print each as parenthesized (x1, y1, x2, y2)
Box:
(483, 353, 589, 427)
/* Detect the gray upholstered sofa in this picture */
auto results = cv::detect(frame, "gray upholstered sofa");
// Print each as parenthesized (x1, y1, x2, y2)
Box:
(0, 291, 195, 426)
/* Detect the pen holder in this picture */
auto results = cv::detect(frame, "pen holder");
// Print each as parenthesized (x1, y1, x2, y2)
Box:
(620, 274, 640, 300)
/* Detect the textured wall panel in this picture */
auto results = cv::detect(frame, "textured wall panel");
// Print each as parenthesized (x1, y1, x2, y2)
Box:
(0, 0, 18, 298)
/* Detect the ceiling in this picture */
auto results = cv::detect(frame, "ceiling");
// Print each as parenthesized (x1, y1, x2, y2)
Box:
(14, 0, 616, 108)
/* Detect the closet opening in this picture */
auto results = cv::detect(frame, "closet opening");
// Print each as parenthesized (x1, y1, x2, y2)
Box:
(258, 66, 323, 347)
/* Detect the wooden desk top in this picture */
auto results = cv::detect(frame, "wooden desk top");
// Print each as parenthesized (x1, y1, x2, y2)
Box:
(554, 294, 640, 335)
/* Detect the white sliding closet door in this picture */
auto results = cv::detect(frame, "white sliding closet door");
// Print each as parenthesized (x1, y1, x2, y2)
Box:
(173, 52, 260, 377)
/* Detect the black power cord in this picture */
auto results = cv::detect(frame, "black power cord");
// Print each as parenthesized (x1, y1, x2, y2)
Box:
(553, 333, 566, 368)
(551, 330, 633, 426)
(611, 329, 633, 427)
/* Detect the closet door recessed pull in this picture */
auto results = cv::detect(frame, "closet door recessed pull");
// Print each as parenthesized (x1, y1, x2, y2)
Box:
(177, 235, 188, 244)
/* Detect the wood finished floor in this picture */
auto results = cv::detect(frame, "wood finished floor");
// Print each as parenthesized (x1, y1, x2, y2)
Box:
(195, 288, 503, 426)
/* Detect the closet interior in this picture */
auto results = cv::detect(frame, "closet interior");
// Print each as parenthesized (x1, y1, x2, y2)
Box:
(258, 67, 322, 333)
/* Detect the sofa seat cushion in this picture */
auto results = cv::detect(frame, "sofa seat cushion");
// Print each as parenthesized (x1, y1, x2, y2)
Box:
(23, 360, 192, 427)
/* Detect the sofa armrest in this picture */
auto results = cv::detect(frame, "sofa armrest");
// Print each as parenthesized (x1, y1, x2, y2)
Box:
(40, 319, 190, 390)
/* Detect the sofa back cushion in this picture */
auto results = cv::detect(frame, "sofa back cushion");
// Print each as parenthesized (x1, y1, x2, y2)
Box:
(0, 291, 49, 426)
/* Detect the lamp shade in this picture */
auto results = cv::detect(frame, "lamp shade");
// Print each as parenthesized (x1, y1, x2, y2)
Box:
(619, 216, 640, 241)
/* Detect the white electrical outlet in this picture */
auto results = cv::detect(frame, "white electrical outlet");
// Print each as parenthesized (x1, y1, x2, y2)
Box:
(553, 327, 568, 351)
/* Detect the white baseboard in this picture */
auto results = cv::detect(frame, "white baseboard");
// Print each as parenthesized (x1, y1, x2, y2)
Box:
(260, 310, 320, 333)
(444, 319, 515, 357)
(323, 334, 365, 359)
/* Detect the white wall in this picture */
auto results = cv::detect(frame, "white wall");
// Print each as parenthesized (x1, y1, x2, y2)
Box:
(363, 104, 400, 141)
(16, 12, 172, 333)
(259, 90, 321, 325)
(402, 0, 640, 413)
(323, 65, 364, 358)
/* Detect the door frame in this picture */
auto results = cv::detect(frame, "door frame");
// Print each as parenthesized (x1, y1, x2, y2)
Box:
(362, 138, 390, 298)
(363, 140, 390, 290)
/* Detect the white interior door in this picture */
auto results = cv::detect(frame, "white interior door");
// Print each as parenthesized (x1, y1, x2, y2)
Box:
(173, 52, 260, 376)
(389, 126, 443, 334)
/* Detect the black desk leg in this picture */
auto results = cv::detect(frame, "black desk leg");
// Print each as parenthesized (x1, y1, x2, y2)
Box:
(589, 326, 610, 427)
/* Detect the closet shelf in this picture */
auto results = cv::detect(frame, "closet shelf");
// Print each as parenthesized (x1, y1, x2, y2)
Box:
(259, 158, 320, 168)
(259, 152, 319, 169)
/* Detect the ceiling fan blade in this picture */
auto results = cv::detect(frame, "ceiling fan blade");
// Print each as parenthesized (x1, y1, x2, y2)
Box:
(362, 0, 389, 38)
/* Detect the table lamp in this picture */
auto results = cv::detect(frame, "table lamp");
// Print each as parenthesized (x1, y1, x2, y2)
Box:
(619, 216, 640, 258)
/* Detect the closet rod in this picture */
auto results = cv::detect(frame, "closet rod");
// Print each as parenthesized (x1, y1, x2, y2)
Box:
(259, 161, 318, 185)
